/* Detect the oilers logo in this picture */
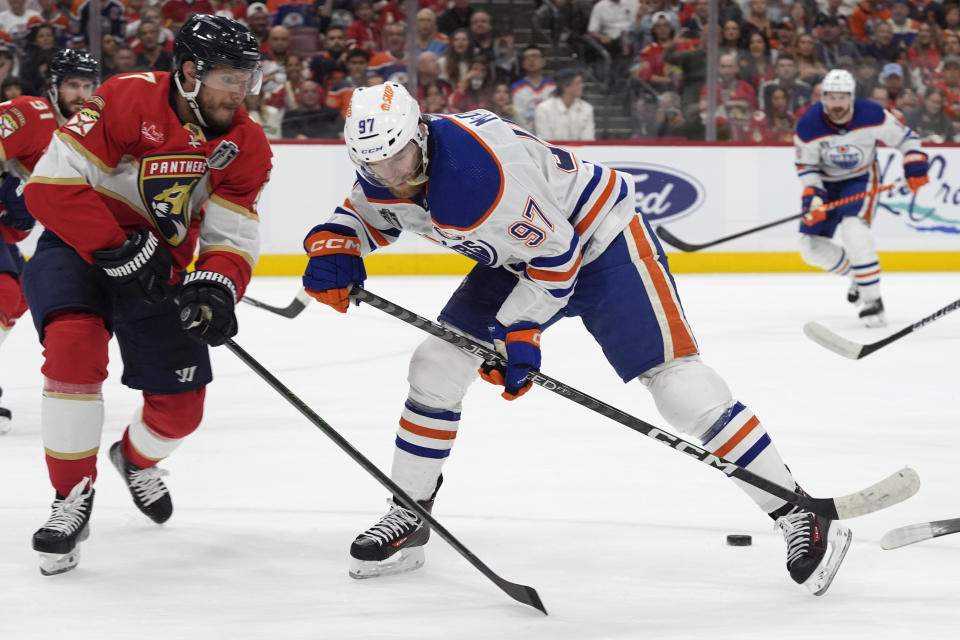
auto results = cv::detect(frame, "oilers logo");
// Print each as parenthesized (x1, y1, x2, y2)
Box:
(138, 154, 207, 246)
(827, 144, 865, 170)
(449, 239, 498, 265)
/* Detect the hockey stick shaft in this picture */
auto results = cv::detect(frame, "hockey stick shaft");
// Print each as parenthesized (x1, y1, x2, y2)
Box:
(350, 286, 918, 520)
(224, 338, 546, 614)
(241, 288, 312, 319)
(804, 297, 960, 359)
(655, 181, 903, 252)
(881, 517, 960, 549)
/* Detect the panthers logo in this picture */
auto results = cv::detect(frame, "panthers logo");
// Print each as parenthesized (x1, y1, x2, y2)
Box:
(138, 153, 207, 246)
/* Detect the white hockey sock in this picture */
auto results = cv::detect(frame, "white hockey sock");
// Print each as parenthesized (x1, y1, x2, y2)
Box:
(799, 236, 850, 276)
(391, 398, 459, 501)
(700, 401, 795, 514)
(850, 260, 881, 302)
(126, 405, 184, 462)
(0, 324, 9, 347)
(41, 378, 104, 464)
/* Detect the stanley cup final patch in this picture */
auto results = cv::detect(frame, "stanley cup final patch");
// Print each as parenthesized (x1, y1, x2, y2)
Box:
(207, 140, 239, 170)
(138, 153, 207, 247)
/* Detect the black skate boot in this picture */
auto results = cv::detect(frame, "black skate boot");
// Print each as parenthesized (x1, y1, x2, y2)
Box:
(771, 499, 852, 596)
(109, 441, 172, 524)
(0, 385, 10, 434)
(349, 476, 442, 579)
(32, 477, 95, 576)
(846, 281, 860, 304)
(858, 298, 885, 328)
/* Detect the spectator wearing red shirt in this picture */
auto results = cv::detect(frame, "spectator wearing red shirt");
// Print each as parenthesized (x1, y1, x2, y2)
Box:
(162, 0, 215, 31)
(850, 0, 892, 43)
(907, 21, 943, 81)
(699, 52, 758, 141)
(450, 56, 494, 111)
(346, 1, 381, 55)
(636, 12, 675, 93)
(127, 6, 175, 54)
(934, 55, 960, 119)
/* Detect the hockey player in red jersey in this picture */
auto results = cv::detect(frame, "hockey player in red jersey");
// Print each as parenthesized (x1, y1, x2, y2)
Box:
(0, 49, 98, 434)
(22, 14, 271, 576)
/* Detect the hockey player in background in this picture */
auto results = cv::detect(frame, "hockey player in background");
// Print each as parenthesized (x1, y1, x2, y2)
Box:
(21, 14, 271, 576)
(302, 82, 853, 596)
(0, 49, 99, 434)
(794, 68, 929, 328)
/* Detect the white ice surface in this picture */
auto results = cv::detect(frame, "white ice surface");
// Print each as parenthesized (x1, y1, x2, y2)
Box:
(1, 272, 958, 639)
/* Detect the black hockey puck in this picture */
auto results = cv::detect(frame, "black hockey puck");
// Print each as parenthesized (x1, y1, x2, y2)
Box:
(726, 534, 752, 546)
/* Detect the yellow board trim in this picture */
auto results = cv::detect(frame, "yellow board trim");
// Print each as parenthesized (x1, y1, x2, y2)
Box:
(252, 251, 960, 276)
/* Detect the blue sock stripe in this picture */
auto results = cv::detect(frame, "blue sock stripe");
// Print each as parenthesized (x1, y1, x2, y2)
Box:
(734, 433, 771, 467)
(395, 436, 451, 459)
(700, 401, 746, 446)
(851, 261, 879, 270)
(827, 250, 848, 273)
(856, 278, 880, 287)
(403, 399, 461, 422)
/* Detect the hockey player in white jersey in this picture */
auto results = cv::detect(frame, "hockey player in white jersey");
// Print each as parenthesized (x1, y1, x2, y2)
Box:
(794, 68, 929, 327)
(303, 81, 852, 595)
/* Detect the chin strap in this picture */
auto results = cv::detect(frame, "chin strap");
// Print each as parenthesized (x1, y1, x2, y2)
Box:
(174, 72, 208, 128)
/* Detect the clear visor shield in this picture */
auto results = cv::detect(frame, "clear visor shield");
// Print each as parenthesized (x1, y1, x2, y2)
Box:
(198, 65, 263, 95)
(359, 141, 422, 187)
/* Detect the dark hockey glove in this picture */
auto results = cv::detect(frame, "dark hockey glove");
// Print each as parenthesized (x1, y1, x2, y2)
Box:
(178, 271, 238, 347)
(478, 321, 542, 400)
(302, 223, 366, 313)
(0, 174, 34, 232)
(903, 152, 930, 194)
(93, 228, 172, 303)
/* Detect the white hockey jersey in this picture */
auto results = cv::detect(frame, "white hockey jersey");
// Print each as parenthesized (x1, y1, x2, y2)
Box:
(794, 99, 925, 189)
(327, 110, 637, 326)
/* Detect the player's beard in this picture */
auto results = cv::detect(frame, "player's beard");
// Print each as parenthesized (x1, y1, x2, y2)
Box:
(827, 104, 852, 125)
(57, 94, 87, 119)
(197, 90, 241, 135)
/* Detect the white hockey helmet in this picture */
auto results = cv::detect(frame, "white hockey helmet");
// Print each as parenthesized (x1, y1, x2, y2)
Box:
(344, 81, 429, 187)
(821, 68, 855, 97)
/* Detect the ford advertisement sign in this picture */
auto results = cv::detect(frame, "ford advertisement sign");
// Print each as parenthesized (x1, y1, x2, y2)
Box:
(610, 162, 706, 223)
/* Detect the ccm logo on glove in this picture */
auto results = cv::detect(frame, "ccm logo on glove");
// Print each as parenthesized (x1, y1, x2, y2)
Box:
(307, 231, 362, 256)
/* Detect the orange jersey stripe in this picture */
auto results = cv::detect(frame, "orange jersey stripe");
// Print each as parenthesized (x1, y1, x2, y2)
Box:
(713, 415, 760, 458)
(626, 217, 698, 357)
(399, 417, 458, 440)
(342, 198, 389, 246)
(574, 172, 618, 236)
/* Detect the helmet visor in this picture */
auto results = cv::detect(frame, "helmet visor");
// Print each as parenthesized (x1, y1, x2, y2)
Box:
(198, 64, 263, 95)
(359, 141, 423, 187)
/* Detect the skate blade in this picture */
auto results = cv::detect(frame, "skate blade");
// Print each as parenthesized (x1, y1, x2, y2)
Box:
(38, 548, 81, 576)
(861, 314, 886, 329)
(0, 412, 10, 434)
(805, 525, 853, 596)
(349, 546, 425, 580)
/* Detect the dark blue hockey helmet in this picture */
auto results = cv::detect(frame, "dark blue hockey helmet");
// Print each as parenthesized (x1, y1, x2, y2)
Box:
(47, 48, 99, 88)
(174, 14, 262, 94)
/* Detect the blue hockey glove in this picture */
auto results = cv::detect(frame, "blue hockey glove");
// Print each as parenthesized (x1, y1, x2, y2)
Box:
(302, 223, 366, 313)
(178, 271, 238, 347)
(903, 152, 930, 194)
(93, 228, 172, 304)
(0, 174, 34, 232)
(478, 321, 542, 400)
(801, 186, 827, 226)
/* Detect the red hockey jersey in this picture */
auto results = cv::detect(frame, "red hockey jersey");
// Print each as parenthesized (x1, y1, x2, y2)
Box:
(24, 71, 272, 297)
(0, 95, 58, 243)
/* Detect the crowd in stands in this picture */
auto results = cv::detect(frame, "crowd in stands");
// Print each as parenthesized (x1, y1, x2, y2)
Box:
(1, 0, 959, 142)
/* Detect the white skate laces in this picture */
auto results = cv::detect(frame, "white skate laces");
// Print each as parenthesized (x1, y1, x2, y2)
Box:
(357, 501, 421, 545)
(43, 477, 92, 534)
(775, 511, 812, 567)
(127, 466, 170, 506)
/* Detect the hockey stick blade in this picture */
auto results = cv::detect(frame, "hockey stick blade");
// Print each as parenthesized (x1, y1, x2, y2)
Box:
(881, 517, 960, 550)
(241, 288, 312, 319)
(804, 298, 960, 360)
(802, 321, 865, 359)
(224, 338, 546, 614)
(350, 286, 920, 521)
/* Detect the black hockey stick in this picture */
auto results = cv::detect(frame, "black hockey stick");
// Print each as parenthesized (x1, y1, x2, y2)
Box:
(241, 288, 312, 319)
(655, 181, 903, 252)
(881, 517, 960, 549)
(223, 338, 546, 615)
(350, 285, 919, 521)
(803, 297, 960, 360)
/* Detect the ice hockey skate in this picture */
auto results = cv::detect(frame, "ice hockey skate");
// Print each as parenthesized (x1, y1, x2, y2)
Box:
(349, 478, 441, 579)
(774, 504, 852, 596)
(858, 298, 886, 328)
(32, 477, 94, 576)
(846, 281, 860, 305)
(109, 441, 173, 524)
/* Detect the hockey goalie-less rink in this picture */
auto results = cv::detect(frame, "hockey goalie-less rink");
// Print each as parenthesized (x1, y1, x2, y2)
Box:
(0, 272, 957, 639)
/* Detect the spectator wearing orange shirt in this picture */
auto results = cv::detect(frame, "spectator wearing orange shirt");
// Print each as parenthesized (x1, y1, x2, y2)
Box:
(309, 26, 348, 90)
(850, 0, 891, 43)
(934, 55, 960, 119)
(26, 0, 67, 46)
(326, 47, 369, 117)
(162, 0, 215, 31)
(368, 21, 406, 82)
